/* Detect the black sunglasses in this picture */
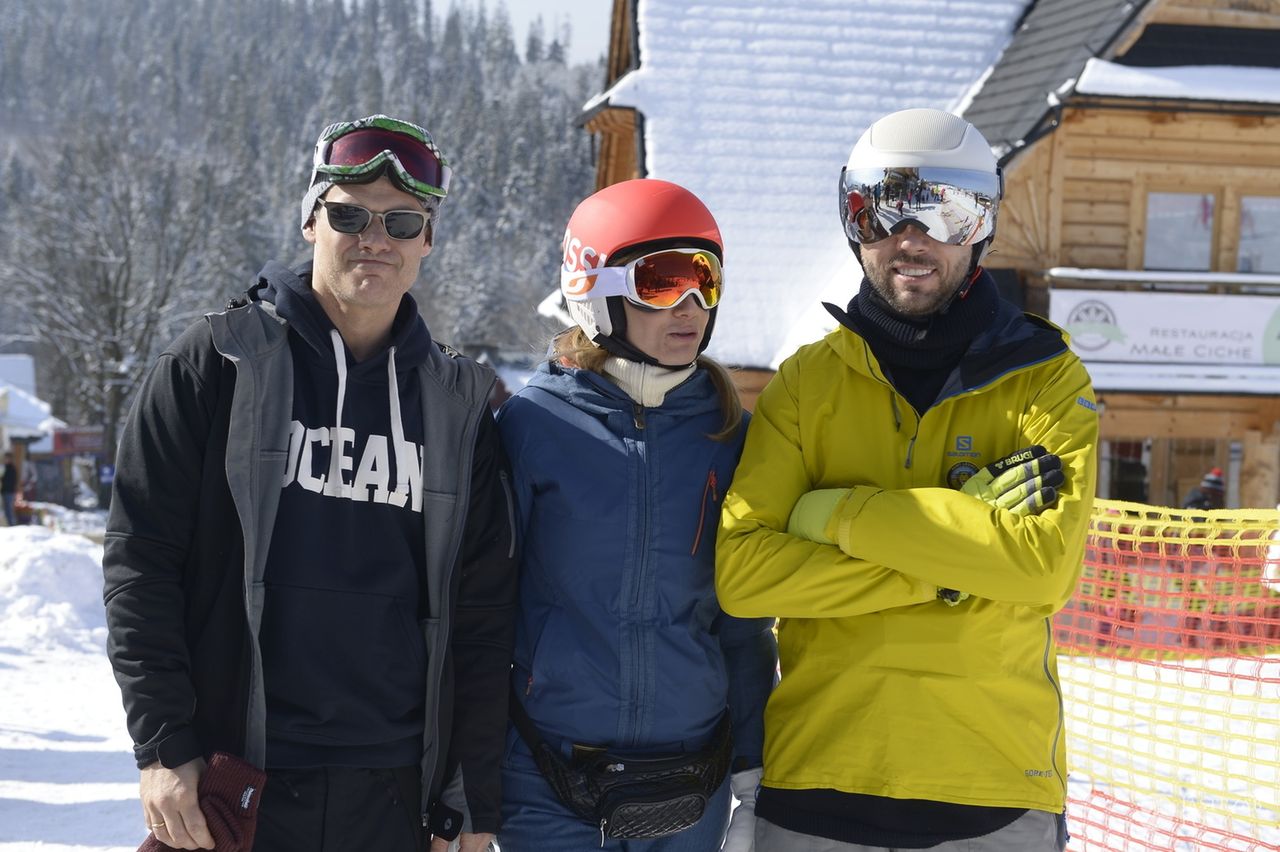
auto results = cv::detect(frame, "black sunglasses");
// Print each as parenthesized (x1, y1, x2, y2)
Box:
(317, 200, 428, 241)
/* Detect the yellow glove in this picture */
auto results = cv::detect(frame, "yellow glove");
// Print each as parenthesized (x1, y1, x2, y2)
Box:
(960, 445, 1065, 516)
(786, 488, 851, 544)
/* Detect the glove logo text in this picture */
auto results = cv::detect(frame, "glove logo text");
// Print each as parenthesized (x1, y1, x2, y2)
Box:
(992, 448, 1036, 471)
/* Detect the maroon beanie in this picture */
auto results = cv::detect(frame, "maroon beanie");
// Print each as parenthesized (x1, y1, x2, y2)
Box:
(138, 753, 267, 852)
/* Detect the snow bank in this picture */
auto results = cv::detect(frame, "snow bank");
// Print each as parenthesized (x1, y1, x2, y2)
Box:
(29, 503, 108, 537)
(0, 526, 107, 653)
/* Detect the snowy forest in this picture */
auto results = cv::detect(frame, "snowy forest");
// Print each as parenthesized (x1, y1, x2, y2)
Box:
(0, 0, 599, 451)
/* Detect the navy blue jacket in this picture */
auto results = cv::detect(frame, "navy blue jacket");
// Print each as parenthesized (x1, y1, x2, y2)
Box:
(497, 361, 775, 764)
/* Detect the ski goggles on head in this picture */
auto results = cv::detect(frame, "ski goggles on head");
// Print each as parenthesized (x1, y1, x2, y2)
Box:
(317, 200, 429, 241)
(561, 248, 723, 310)
(313, 116, 452, 200)
(840, 166, 1001, 246)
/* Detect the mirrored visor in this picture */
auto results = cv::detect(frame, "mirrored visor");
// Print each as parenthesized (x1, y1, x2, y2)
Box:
(841, 166, 1000, 246)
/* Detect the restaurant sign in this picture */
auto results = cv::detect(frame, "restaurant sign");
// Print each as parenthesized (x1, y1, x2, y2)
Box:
(1049, 290, 1279, 366)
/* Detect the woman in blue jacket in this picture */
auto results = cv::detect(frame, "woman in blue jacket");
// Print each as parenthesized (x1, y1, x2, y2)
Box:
(496, 179, 777, 851)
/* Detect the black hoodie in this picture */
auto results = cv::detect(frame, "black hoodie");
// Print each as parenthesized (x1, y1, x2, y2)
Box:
(255, 262, 440, 768)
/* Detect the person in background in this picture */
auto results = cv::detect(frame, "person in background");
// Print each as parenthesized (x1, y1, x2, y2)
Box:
(103, 114, 517, 852)
(1182, 467, 1225, 511)
(717, 108, 1098, 851)
(19, 460, 36, 504)
(1, 452, 16, 526)
(497, 179, 777, 851)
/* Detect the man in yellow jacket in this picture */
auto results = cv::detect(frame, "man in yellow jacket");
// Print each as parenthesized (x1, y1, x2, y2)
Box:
(716, 108, 1097, 851)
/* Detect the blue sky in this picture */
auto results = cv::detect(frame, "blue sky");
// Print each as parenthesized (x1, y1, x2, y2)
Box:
(505, 0, 611, 67)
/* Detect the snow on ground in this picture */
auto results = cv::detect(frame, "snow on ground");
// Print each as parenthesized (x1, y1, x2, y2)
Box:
(0, 522, 142, 852)
(1060, 654, 1280, 851)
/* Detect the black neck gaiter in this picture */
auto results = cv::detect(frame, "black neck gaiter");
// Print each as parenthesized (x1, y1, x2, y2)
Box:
(842, 274, 998, 413)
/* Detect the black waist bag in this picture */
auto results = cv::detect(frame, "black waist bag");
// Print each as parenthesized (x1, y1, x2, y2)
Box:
(510, 695, 732, 843)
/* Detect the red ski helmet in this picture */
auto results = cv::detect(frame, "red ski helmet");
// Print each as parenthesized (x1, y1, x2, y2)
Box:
(560, 179, 723, 365)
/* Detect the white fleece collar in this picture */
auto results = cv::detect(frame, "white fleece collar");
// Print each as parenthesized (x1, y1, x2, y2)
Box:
(602, 356, 696, 408)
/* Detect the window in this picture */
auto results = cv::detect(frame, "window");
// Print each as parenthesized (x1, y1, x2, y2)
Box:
(1237, 196, 1280, 274)
(1144, 192, 1214, 271)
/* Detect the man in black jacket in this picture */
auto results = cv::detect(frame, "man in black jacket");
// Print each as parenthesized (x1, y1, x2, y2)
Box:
(103, 115, 517, 852)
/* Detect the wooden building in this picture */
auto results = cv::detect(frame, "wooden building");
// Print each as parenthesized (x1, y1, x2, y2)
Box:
(964, 0, 1280, 507)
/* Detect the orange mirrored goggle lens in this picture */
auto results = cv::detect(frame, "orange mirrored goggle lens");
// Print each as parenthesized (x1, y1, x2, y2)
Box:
(628, 249, 723, 309)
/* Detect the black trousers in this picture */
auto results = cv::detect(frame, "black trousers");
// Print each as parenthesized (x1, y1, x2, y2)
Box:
(253, 765, 424, 852)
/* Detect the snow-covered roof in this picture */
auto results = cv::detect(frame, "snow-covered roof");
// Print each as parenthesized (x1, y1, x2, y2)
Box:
(1075, 59, 1280, 105)
(0, 382, 65, 441)
(598, 0, 1031, 369)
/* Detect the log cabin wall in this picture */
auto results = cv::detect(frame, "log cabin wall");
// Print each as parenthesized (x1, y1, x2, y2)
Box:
(1099, 393, 1280, 508)
(991, 106, 1280, 296)
(584, 107, 642, 189)
(1143, 0, 1280, 31)
(1058, 106, 1280, 273)
(731, 368, 774, 413)
(584, 0, 642, 189)
(992, 100, 1280, 508)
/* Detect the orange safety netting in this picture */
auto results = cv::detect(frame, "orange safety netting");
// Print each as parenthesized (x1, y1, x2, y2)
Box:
(1056, 499, 1279, 851)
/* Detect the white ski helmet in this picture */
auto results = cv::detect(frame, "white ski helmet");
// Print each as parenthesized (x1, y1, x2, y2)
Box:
(839, 108, 1002, 270)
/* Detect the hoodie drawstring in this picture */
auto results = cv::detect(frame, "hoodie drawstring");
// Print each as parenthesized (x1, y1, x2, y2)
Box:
(326, 330, 413, 505)
(387, 346, 413, 506)
(328, 330, 352, 499)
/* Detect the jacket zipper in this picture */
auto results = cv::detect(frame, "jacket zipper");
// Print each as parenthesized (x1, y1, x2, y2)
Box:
(629, 407, 649, 608)
(690, 468, 719, 555)
(624, 401, 651, 742)
(1043, 619, 1068, 798)
(901, 398, 920, 470)
(877, 368, 918, 470)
